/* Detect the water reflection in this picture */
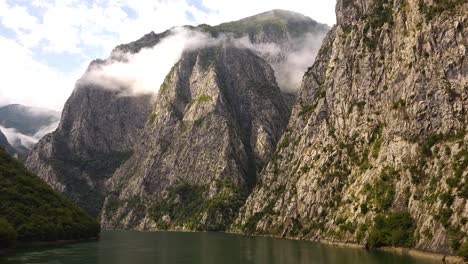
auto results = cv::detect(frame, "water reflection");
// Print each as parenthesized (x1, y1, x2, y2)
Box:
(0, 231, 440, 264)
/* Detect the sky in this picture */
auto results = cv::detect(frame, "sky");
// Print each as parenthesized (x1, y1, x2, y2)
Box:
(0, 0, 337, 111)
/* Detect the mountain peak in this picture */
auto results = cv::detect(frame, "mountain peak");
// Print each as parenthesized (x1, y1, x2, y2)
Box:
(241, 9, 316, 22)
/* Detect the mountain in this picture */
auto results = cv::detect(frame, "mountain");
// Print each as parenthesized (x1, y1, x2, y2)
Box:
(101, 43, 291, 230)
(26, 10, 328, 220)
(26, 84, 152, 217)
(0, 147, 99, 249)
(235, 0, 467, 258)
(0, 104, 60, 158)
(0, 104, 60, 136)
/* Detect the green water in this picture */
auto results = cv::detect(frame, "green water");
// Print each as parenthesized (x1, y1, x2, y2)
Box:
(0, 231, 440, 264)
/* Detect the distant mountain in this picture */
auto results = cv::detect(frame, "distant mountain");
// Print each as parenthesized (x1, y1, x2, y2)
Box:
(0, 147, 100, 249)
(0, 104, 60, 158)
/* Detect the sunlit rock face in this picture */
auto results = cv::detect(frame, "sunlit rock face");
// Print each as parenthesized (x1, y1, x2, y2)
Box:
(235, 0, 467, 256)
(101, 43, 291, 231)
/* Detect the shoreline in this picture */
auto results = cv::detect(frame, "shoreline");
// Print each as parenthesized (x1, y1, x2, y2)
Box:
(126, 228, 466, 263)
(4, 230, 466, 264)
(225, 230, 466, 264)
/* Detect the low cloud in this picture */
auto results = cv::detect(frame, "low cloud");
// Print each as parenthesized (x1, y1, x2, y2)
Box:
(80, 27, 327, 96)
(271, 33, 327, 92)
(234, 32, 327, 92)
(0, 126, 38, 149)
(33, 121, 60, 139)
(80, 28, 223, 96)
(0, 121, 59, 150)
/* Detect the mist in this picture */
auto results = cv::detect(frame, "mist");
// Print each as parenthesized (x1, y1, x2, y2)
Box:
(80, 28, 224, 96)
(81, 27, 327, 96)
(0, 126, 37, 149)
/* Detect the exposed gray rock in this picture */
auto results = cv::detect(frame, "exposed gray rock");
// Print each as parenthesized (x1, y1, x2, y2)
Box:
(235, 0, 467, 256)
(26, 81, 152, 216)
(101, 43, 291, 230)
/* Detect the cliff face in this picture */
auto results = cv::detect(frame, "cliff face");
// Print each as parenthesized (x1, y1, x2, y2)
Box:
(235, 0, 467, 256)
(101, 44, 291, 230)
(26, 83, 152, 216)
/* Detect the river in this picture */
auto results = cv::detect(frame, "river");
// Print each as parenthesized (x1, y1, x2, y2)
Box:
(0, 231, 441, 264)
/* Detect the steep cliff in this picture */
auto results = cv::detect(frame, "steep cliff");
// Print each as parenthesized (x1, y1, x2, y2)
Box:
(101, 43, 291, 231)
(235, 0, 467, 257)
(26, 82, 152, 216)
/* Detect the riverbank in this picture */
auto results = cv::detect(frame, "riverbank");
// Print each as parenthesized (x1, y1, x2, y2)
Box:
(226, 230, 466, 264)
(316, 239, 465, 264)
(108, 229, 467, 263)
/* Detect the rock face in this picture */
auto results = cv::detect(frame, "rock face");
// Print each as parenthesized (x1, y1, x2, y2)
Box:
(235, 0, 467, 256)
(101, 43, 291, 230)
(26, 82, 152, 216)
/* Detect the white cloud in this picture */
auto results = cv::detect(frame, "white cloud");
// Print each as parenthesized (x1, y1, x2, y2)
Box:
(81, 28, 219, 95)
(0, 36, 85, 110)
(83, 27, 326, 97)
(33, 120, 59, 139)
(0, 125, 38, 149)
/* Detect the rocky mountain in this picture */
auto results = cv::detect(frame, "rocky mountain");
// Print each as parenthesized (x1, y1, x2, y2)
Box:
(101, 43, 291, 230)
(26, 10, 328, 220)
(26, 83, 152, 217)
(235, 0, 467, 258)
(0, 147, 100, 249)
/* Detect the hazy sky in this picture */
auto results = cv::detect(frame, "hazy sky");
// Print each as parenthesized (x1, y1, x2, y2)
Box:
(0, 0, 337, 111)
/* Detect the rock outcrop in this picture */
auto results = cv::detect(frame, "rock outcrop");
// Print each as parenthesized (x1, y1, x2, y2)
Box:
(26, 82, 152, 216)
(235, 0, 467, 256)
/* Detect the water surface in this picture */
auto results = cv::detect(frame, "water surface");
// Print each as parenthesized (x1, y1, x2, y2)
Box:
(0, 231, 440, 264)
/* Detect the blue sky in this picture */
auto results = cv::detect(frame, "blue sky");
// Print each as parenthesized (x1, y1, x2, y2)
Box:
(0, 0, 336, 110)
